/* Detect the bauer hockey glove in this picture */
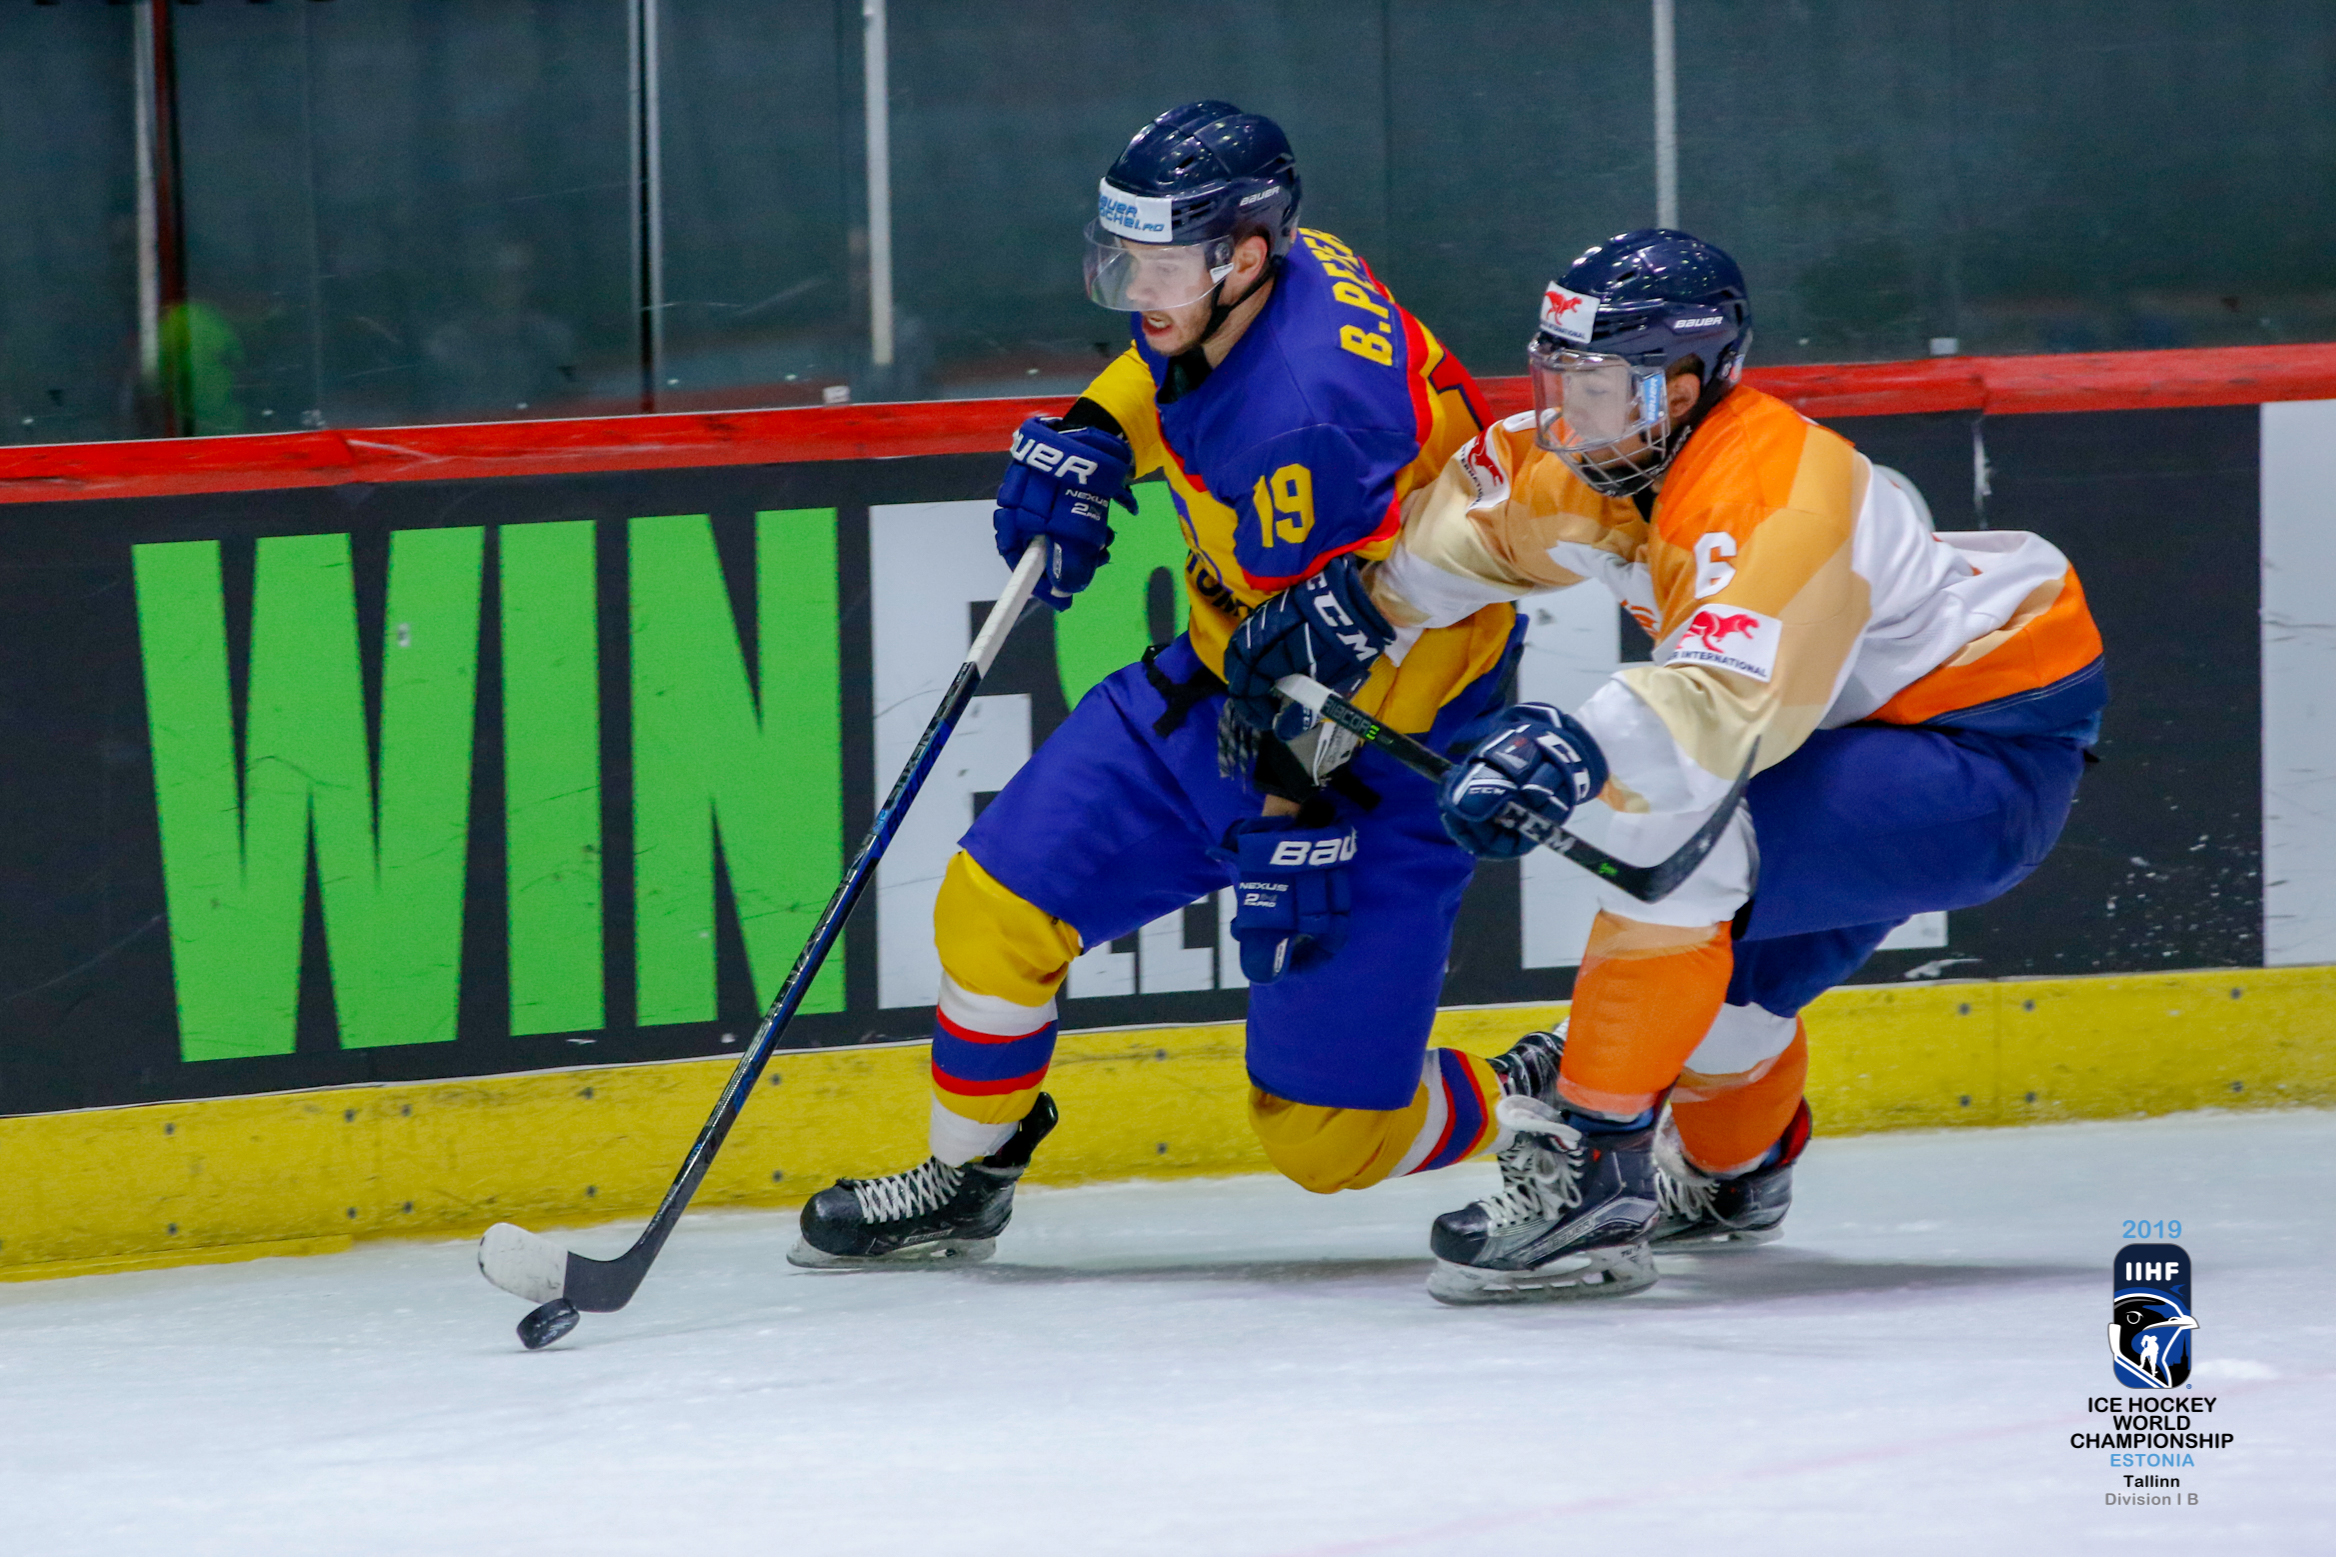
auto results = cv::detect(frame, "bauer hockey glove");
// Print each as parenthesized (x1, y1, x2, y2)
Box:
(993, 415, 1136, 611)
(1215, 814, 1356, 984)
(1437, 703, 1610, 860)
(1220, 553, 1395, 739)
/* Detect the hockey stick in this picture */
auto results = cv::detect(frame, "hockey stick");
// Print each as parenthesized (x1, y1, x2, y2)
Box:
(1272, 673, 1757, 904)
(479, 538, 1053, 1349)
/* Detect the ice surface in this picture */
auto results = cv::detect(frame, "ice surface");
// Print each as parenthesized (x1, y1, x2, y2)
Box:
(2, 1110, 2330, 1555)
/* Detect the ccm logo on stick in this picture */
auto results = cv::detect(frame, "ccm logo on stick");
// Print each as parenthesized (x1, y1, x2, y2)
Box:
(1270, 837, 1356, 867)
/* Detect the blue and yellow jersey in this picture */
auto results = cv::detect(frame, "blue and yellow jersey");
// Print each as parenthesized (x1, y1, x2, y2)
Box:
(1078, 227, 1511, 732)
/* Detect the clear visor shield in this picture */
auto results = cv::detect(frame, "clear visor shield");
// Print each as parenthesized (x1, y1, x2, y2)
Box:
(1083, 224, 1234, 312)
(1529, 348, 1669, 455)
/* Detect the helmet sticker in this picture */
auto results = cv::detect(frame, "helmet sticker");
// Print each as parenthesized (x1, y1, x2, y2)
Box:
(1540, 283, 1598, 345)
(1098, 182, 1174, 241)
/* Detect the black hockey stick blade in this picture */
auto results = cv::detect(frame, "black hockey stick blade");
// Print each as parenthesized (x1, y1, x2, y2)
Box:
(479, 539, 1053, 1340)
(1272, 673, 1757, 904)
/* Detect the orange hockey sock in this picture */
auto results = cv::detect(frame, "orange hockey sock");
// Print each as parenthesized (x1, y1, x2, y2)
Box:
(1671, 1022, 1809, 1175)
(1555, 913, 1733, 1119)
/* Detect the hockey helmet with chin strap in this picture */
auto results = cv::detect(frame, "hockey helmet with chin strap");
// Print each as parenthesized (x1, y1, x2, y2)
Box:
(1083, 101, 1301, 322)
(1529, 229, 1753, 496)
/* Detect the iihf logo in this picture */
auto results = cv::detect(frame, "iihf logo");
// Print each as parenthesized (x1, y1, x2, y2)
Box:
(2110, 1242, 2197, 1390)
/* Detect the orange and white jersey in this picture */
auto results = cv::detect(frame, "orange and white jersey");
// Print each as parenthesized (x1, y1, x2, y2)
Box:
(1374, 385, 2104, 819)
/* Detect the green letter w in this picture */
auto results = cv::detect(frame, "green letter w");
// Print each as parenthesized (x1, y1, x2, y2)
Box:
(133, 530, 484, 1060)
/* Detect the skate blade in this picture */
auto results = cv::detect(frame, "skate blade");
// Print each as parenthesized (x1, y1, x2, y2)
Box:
(1426, 1242, 1657, 1305)
(785, 1236, 997, 1271)
(1651, 1223, 1785, 1252)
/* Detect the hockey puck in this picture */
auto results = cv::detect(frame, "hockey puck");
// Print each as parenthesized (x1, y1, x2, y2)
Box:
(517, 1298, 580, 1350)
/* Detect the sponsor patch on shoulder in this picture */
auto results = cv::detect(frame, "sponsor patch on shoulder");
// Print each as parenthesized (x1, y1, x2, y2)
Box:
(1460, 433, 1508, 501)
(1667, 604, 1783, 682)
(1540, 283, 1597, 344)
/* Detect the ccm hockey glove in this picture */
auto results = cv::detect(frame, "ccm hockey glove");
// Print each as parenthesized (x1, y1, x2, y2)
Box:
(1217, 814, 1356, 984)
(1438, 703, 1610, 859)
(1221, 553, 1396, 739)
(993, 415, 1136, 611)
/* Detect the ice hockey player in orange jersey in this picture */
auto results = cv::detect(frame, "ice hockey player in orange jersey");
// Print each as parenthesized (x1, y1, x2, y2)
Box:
(1370, 230, 2106, 1302)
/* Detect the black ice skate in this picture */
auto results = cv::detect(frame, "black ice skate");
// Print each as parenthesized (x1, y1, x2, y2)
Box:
(1649, 1100, 1811, 1251)
(1426, 1094, 1659, 1304)
(787, 1094, 1058, 1269)
(1486, 1023, 1567, 1105)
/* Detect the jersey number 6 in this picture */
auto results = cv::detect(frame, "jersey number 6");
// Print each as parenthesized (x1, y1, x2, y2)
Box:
(1694, 532, 1738, 598)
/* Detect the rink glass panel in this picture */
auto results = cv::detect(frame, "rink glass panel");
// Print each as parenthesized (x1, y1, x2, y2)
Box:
(1675, 1, 2336, 366)
(6, 0, 2332, 442)
(0, 3, 140, 448)
(166, 1, 638, 435)
(0, 404, 2266, 1116)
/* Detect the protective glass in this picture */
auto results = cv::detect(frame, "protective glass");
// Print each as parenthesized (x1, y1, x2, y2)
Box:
(1084, 224, 1234, 312)
(1529, 347, 1668, 453)
(1529, 343, 1674, 494)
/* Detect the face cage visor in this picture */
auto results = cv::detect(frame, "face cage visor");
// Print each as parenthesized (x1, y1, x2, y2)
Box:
(1529, 344, 1676, 495)
(1084, 224, 1235, 312)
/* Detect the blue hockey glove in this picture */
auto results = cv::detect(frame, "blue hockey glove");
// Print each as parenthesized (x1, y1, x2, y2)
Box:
(994, 415, 1135, 611)
(1437, 703, 1610, 860)
(1216, 814, 1356, 984)
(1221, 553, 1395, 739)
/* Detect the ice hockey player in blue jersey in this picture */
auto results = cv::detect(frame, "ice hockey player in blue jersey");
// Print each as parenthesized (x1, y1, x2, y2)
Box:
(792, 101, 1554, 1268)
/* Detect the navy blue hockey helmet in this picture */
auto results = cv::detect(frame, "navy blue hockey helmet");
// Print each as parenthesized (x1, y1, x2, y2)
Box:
(1528, 229, 1754, 495)
(1084, 101, 1302, 313)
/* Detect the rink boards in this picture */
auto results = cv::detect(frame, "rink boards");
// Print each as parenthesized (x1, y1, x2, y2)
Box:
(1, 344, 2333, 1278)
(4, 963, 2333, 1280)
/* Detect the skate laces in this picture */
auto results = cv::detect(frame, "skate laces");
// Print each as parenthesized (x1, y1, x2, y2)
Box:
(1476, 1095, 1588, 1229)
(1652, 1121, 1718, 1224)
(848, 1157, 964, 1223)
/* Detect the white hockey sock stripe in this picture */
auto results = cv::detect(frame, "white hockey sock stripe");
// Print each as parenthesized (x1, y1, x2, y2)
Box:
(1682, 1001, 1798, 1075)
(936, 973, 1056, 1038)
(928, 1097, 1020, 1167)
(1387, 1052, 1451, 1180)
